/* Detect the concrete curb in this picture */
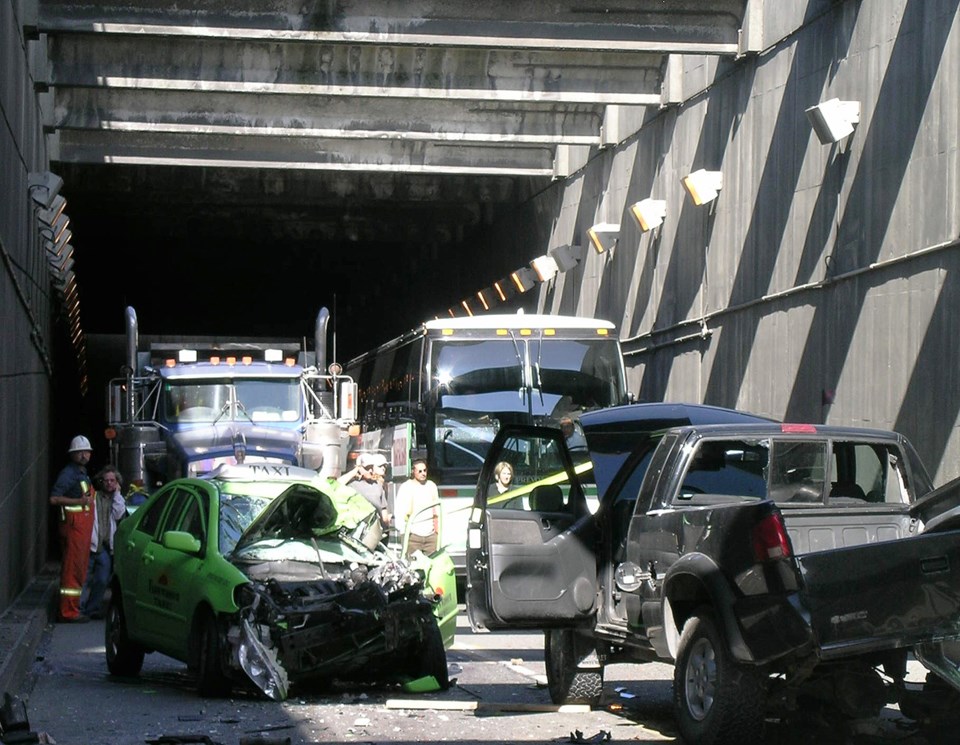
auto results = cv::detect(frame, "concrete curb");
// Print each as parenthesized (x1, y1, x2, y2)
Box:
(0, 564, 59, 698)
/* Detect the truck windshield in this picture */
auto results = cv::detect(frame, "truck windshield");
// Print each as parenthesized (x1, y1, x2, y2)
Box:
(430, 337, 624, 469)
(164, 379, 301, 424)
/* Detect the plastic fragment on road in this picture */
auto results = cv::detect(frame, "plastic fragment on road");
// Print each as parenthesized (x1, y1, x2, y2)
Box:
(402, 675, 441, 693)
(568, 730, 611, 744)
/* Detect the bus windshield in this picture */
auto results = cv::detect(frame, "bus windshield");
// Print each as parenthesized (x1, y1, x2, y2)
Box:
(164, 379, 302, 424)
(429, 337, 624, 471)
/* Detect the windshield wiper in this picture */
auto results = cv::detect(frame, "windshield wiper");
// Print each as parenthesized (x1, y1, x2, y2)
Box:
(508, 331, 528, 404)
(534, 329, 545, 407)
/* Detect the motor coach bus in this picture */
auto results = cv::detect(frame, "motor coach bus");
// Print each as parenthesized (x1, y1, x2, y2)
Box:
(345, 313, 629, 574)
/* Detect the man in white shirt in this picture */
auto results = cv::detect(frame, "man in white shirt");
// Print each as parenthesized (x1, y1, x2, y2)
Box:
(80, 466, 127, 619)
(394, 459, 439, 558)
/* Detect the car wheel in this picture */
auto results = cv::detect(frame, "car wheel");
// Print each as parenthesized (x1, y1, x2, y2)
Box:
(413, 620, 450, 690)
(104, 590, 145, 677)
(544, 628, 603, 706)
(195, 609, 232, 698)
(673, 609, 766, 745)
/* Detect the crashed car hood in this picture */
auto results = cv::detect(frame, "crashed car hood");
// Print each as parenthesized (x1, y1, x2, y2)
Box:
(233, 481, 377, 553)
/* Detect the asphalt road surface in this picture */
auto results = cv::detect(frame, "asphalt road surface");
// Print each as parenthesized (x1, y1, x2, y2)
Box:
(17, 608, 944, 745)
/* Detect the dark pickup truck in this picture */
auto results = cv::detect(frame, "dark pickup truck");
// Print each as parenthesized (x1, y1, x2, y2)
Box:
(465, 403, 960, 744)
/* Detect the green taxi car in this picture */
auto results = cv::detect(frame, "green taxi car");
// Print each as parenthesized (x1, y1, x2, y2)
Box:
(105, 464, 457, 700)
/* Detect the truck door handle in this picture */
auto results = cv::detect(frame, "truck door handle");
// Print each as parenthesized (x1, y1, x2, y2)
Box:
(142, 552, 155, 565)
(921, 556, 949, 574)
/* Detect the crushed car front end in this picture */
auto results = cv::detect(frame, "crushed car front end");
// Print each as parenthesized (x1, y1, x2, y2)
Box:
(224, 481, 452, 699)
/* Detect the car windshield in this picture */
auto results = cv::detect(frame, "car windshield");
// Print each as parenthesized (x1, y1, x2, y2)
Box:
(164, 378, 301, 423)
(218, 490, 276, 556)
(431, 337, 624, 417)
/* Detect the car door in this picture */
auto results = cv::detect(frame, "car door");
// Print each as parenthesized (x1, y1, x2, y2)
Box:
(465, 425, 597, 631)
(134, 485, 207, 653)
(118, 484, 181, 646)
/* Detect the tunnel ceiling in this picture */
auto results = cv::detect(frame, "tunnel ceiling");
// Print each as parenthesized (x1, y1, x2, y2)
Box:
(33, 0, 751, 359)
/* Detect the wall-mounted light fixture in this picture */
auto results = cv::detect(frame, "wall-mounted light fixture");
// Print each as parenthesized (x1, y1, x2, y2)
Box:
(587, 223, 620, 254)
(476, 288, 492, 311)
(549, 244, 585, 271)
(37, 194, 67, 226)
(805, 98, 860, 144)
(530, 254, 559, 283)
(682, 169, 723, 206)
(629, 198, 667, 232)
(27, 171, 63, 210)
(44, 229, 71, 259)
(460, 299, 474, 317)
(493, 278, 516, 302)
(510, 267, 536, 293)
(40, 211, 70, 243)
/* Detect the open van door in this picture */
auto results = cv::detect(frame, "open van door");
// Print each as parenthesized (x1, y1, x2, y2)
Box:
(465, 425, 598, 631)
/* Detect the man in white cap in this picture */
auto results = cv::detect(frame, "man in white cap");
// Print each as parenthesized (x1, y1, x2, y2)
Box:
(49, 435, 96, 622)
(338, 452, 391, 530)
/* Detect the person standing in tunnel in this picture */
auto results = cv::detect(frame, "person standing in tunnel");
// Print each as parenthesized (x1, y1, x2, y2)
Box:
(79, 466, 126, 620)
(49, 435, 96, 623)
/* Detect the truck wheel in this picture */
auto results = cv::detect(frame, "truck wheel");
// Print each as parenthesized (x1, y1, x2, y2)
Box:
(673, 610, 766, 745)
(196, 610, 232, 698)
(545, 629, 603, 706)
(412, 620, 450, 690)
(104, 590, 145, 677)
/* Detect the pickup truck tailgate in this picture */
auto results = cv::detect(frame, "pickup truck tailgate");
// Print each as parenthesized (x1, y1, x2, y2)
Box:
(797, 529, 960, 658)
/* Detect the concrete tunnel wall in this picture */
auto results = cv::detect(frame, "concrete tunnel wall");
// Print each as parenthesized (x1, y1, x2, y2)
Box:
(488, 0, 960, 485)
(3, 0, 960, 615)
(1, 0, 58, 612)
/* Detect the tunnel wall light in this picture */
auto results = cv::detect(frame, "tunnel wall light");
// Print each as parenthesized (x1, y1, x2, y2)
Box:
(629, 199, 667, 232)
(682, 169, 723, 206)
(493, 278, 516, 302)
(42, 212, 70, 243)
(587, 223, 620, 254)
(27, 171, 63, 210)
(44, 229, 71, 259)
(549, 244, 585, 271)
(510, 267, 536, 293)
(530, 255, 559, 283)
(37, 194, 67, 226)
(476, 288, 493, 311)
(460, 299, 474, 317)
(805, 98, 860, 144)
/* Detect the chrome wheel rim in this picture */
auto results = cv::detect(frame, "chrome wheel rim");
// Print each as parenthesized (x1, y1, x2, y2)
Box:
(684, 636, 717, 721)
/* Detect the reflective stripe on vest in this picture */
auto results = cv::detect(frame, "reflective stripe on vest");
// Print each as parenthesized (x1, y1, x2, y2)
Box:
(59, 587, 82, 597)
(63, 505, 86, 512)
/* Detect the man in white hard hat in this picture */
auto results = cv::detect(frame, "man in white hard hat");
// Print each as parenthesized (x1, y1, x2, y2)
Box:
(49, 435, 96, 622)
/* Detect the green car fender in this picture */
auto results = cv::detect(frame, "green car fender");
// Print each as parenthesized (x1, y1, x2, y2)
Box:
(409, 549, 458, 649)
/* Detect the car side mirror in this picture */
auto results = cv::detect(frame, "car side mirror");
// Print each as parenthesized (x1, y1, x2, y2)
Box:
(162, 530, 202, 554)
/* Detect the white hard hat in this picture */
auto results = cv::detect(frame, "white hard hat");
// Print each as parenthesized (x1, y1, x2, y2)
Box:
(68, 435, 92, 452)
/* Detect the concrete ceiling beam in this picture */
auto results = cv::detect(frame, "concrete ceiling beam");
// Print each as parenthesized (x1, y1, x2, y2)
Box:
(57, 163, 534, 205)
(47, 36, 664, 106)
(53, 88, 606, 145)
(55, 129, 559, 176)
(38, 0, 747, 53)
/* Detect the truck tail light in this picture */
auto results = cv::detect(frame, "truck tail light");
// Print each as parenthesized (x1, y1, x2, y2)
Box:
(753, 513, 791, 561)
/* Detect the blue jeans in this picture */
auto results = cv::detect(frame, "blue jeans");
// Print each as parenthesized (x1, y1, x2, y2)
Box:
(80, 548, 112, 617)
